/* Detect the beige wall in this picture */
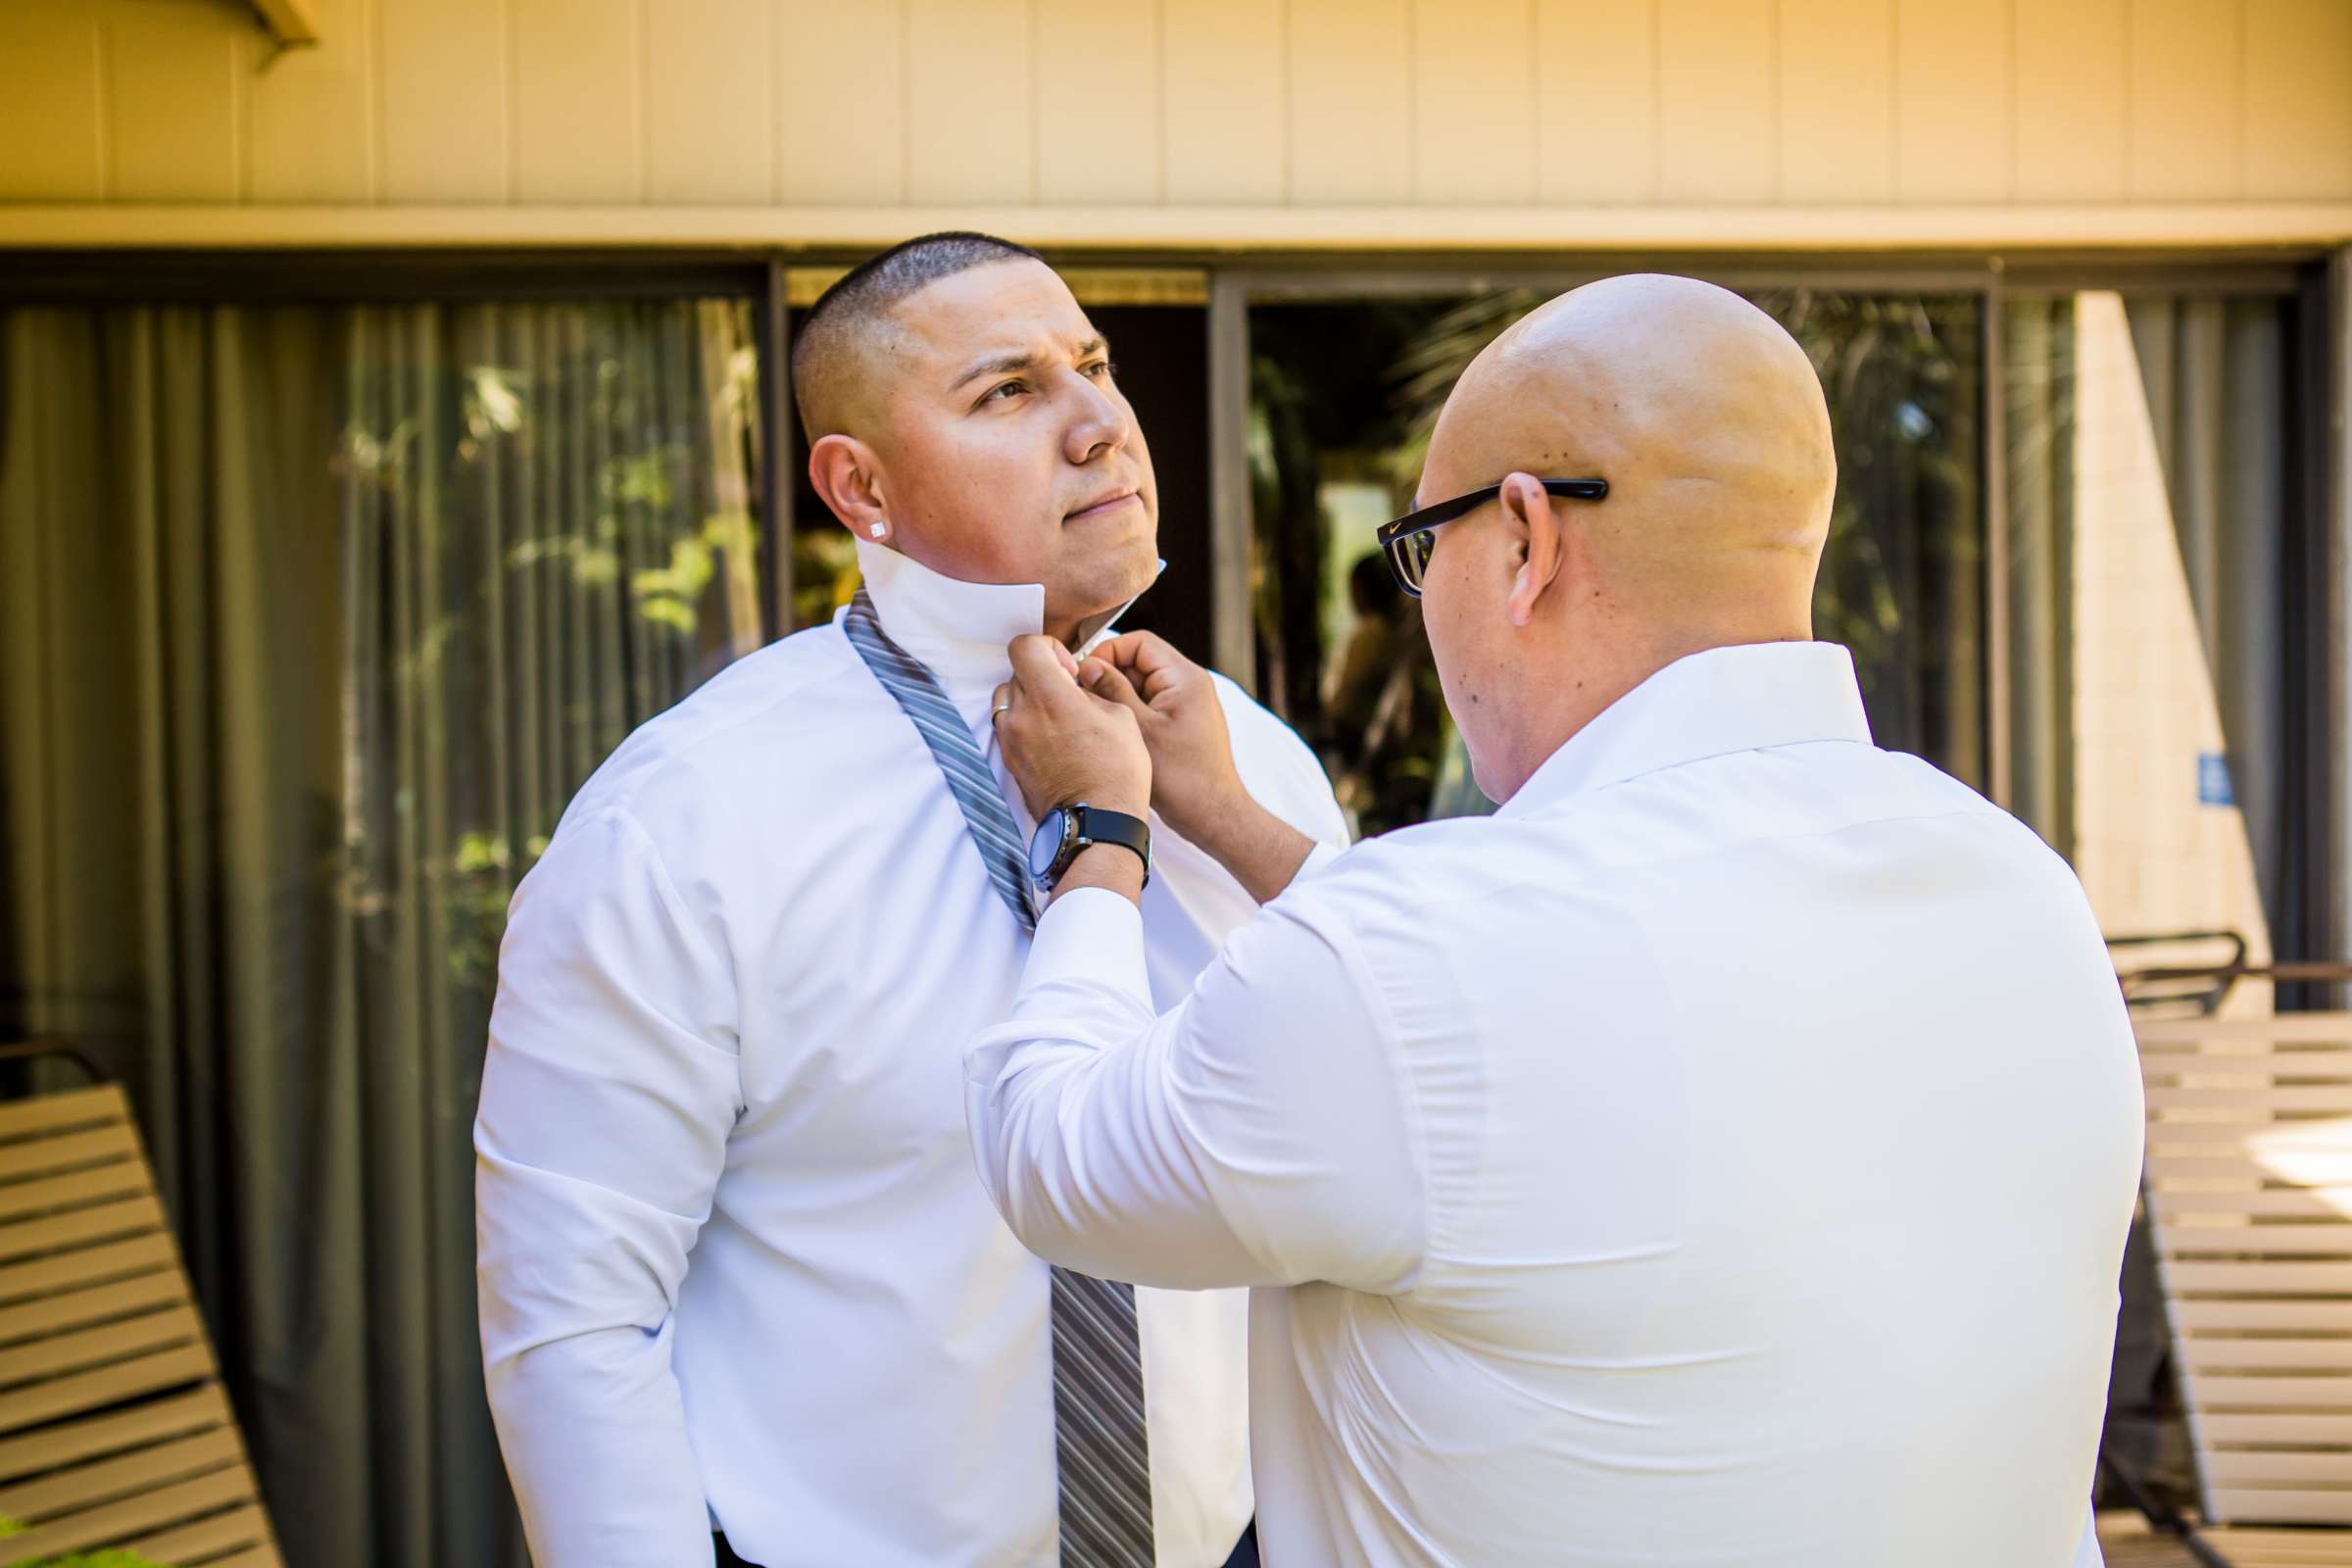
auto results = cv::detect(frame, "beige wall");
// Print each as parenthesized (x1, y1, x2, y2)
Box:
(1, 0, 2349, 248)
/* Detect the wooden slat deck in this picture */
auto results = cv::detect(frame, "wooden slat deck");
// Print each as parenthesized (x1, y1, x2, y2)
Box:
(0, 1081, 280, 1567)
(2139, 1011, 2352, 1546)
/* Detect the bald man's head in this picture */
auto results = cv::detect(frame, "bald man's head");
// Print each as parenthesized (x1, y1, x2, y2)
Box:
(1414, 273, 1838, 799)
(789, 231, 1047, 442)
(1429, 273, 1835, 604)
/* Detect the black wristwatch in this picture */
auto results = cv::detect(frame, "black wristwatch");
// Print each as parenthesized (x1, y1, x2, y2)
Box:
(1027, 803, 1152, 891)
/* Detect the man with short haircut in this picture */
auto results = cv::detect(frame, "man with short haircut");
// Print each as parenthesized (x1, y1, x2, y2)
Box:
(476, 233, 1344, 1567)
(971, 273, 2140, 1566)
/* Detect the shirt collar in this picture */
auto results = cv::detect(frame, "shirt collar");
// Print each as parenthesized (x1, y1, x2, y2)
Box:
(1497, 641, 1874, 816)
(847, 536, 1151, 716)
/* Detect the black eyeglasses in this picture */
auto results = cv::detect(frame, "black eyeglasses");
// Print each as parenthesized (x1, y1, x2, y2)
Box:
(1374, 478, 1609, 598)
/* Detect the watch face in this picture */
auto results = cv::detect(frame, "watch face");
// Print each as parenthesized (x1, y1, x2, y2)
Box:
(1028, 808, 1067, 885)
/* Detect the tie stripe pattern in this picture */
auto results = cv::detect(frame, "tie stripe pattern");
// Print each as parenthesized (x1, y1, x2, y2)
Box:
(841, 586, 1156, 1568)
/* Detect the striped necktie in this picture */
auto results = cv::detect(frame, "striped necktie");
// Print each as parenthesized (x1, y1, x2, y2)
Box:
(843, 586, 1157, 1567)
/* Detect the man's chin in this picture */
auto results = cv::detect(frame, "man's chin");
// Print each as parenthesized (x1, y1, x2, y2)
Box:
(1050, 549, 1160, 639)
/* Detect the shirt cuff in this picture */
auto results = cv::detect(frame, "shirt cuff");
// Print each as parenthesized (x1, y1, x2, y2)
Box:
(1024, 886, 1152, 1009)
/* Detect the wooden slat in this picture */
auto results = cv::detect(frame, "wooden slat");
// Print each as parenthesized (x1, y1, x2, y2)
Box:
(2139, 1018, 2352, 1047)
(2199, 1527, 2352, 1565)
(2145, 1051, 2352, 1079)
(2183, 1340, 2352, 1372)
(0, 1163, 151, 1224)
(0, 1385, 228, 1485)
(0, 1233, 175, 1306)
(2159, 1225, 2352, 1257)
(0, 1271, 186, 1348)
(125, 1498, 272, 1563)
(2181, 1301, 2352, 1332)
(0, 1343, 211, 1436)
(2209, 1451, 2352, 1487)
(0, 1302, 200, 1389)
(2168, 1263, 2352, 1294)
(204, 1546, 285, 1568)
(0, 1464, 253, 1561)
(2152, 1155, 2352, 1185)
(2155, 1191, 2352, 1220)
(2188, 1376, 2352, 1409)
(0, 1125, 137, 1185)
(0, 1088, 129, 1143)
(2203, 1413, 2352, 1445)
(2147, 1088, 2352, 1112)
(2211, 1490, 2352, 1526)
(0, 1426, 240, 1521)
(2145, 1122, 2352, 1147)
(0, 1195, 167, 1264)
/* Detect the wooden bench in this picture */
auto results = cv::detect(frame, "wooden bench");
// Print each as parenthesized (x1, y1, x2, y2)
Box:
(0, 1078, 279, 1567)
(2139, 1008, 2352, 1566)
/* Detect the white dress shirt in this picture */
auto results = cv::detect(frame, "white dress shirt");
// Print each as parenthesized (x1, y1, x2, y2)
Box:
(476, 537, 1348, 1567)
(968, 642, 2143, 1568)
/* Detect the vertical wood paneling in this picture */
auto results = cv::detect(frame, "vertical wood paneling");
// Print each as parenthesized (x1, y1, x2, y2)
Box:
(379, 0, 509, 202)
(2129, 0, 2242, 200)
(1036, 0, 1161, 203)
(774, 0, 905, 203)
(1778, 0, 1893, 202)
(1534, 0, 1658, 203)
(2013, 0, 2127, 201)
(645, 0, 770, 203)
(1413, 0, 1534, 203)
(104, 1, 242, 201)
(2242, 0, 2352, 200)
(0, 4, 105, 200)
(905, 0, 1032, 204)
(1162, 0, 1285, 203)
(512, 0, 639, 202)
(1288, 0, 1411, 203)
(1894, 0, 2009, 201)
(1658, 0, 1773, 202)
(250, 0, 374, 202)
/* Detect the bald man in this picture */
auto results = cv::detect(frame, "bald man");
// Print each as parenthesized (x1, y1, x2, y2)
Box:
(965, 274, 2142, 1566)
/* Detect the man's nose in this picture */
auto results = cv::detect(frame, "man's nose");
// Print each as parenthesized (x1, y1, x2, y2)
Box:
(1063, 375, 1129, 465)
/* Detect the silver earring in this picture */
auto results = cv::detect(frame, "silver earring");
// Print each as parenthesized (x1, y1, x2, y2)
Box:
(868, 520, 888, 539)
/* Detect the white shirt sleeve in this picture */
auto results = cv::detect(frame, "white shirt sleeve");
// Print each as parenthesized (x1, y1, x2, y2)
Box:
(474, 807, 740, 1567)
(964, 883, 1425, 1294)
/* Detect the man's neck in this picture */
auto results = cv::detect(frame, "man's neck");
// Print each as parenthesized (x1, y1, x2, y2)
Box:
(1053, 606, 1121, 652)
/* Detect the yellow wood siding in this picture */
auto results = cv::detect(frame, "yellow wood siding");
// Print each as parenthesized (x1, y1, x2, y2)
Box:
(0, 0, 2348, 239)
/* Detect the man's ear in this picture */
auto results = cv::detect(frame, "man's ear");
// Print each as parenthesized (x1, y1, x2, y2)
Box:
(1497, 471, 1565, 628)
(808, 433, 890, 541)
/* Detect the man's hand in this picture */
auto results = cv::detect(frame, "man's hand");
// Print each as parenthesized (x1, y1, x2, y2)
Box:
(993, 634, 1152, 823)
(1080, 632, 1247, 846)
(1082, 632, 1318, 906)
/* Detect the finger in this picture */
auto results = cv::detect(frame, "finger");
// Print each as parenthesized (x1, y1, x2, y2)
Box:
(1007, 634, 1082, 702)
(1079, 658, 1152, 721)
(1099, 630, 1192, 701)
(1050, 641, 1081, 677)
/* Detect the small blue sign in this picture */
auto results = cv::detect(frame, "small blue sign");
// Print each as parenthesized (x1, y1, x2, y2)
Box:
(2198, 752, 2235, 807)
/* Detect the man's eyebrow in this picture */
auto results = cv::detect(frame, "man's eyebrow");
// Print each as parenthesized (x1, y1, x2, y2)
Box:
(946, 337, 1112, 394)
(949, 352, 1037, 392)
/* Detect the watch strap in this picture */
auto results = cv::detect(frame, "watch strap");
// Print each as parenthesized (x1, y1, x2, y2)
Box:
(1062, 805, 1151, 888)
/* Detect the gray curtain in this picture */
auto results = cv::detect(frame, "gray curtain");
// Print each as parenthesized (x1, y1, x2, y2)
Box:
(0, 297, 762, 1568)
